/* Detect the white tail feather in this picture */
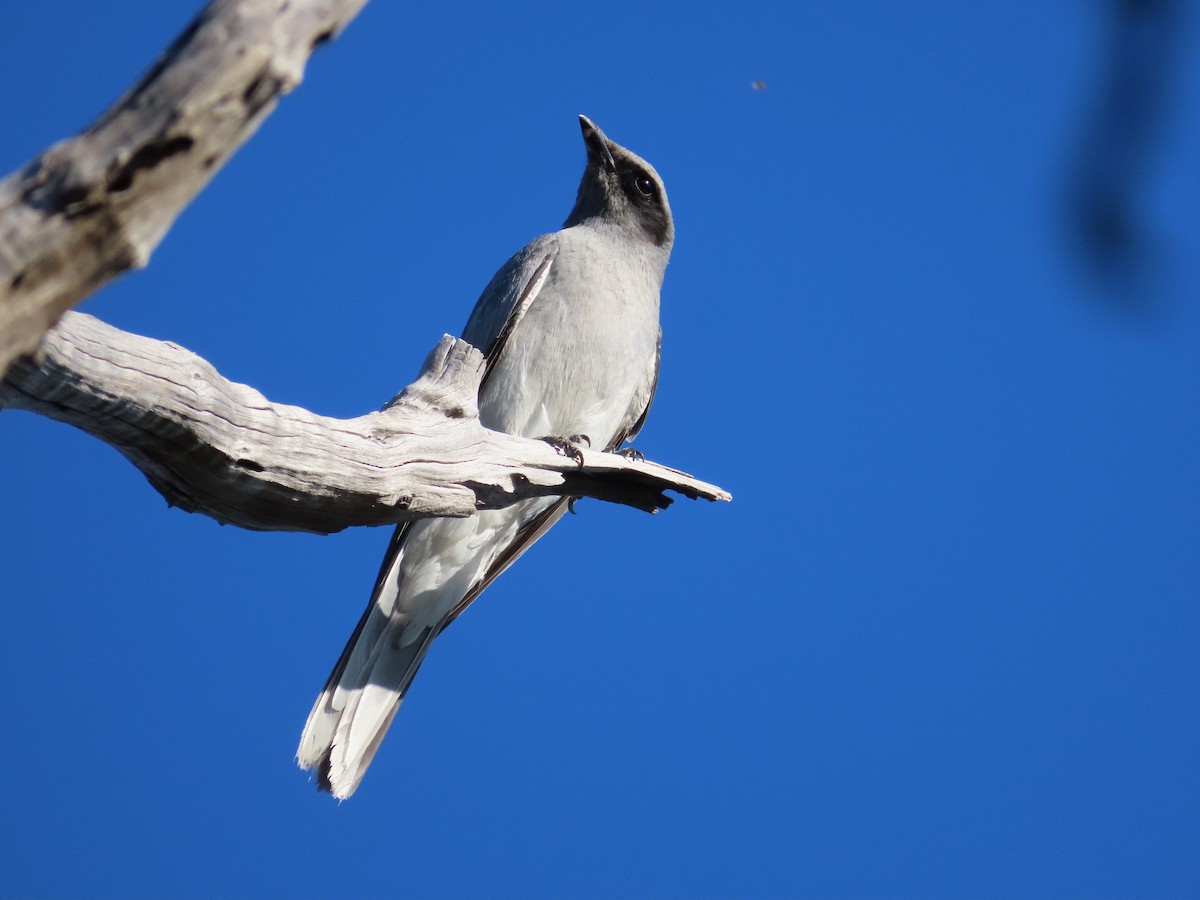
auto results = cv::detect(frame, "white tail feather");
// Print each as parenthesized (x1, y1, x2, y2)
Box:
(296, 506, 558, 798)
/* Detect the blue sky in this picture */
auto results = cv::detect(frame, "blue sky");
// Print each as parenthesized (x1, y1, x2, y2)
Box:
(2, 2, 1198, 897)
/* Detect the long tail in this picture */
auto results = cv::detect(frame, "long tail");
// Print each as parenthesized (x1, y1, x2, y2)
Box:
(296, 621, 436, 800)
(296, 524, 438, 798)
(297, 499, 568, 799)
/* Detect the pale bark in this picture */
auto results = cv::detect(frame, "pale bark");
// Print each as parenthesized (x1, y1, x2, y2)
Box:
(0, 0, 369, 376)
(0, 313, 730, 533)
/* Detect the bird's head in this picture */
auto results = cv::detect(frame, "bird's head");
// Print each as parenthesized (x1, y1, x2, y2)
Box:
(564, 115, 674, 251)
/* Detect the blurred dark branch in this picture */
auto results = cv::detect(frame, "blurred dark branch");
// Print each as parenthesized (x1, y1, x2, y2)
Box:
(1065, 0, 1182, 297)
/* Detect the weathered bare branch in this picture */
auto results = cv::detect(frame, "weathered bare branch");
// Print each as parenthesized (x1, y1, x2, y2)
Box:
(0, 0, 370, 376)
(0, 313, 731, 533)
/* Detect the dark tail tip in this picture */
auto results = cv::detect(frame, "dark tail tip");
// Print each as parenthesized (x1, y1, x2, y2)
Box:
(316, 754, 334, 793)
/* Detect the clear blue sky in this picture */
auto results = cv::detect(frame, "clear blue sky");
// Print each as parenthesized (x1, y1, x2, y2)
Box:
(2, 2, 1198, 897)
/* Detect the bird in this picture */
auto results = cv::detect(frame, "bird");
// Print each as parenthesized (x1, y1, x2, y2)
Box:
(296, 115, 674, 799)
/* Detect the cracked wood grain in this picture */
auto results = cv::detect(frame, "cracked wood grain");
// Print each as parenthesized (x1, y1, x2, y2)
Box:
(0, 313, 731, 533)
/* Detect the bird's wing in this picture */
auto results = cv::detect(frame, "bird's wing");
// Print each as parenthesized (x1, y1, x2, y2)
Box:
(352, 235, 562, 637)
(367, 235, 563, 631)
(423, 233, 571, 630)
(462, 233, 560, 386)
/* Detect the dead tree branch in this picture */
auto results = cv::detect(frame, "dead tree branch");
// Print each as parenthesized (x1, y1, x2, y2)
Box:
(0, 313, 731, 533)
(0, 0, 370, 376)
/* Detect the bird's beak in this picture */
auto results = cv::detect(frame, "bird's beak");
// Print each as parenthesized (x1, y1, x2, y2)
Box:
(579, 115, 619, 174)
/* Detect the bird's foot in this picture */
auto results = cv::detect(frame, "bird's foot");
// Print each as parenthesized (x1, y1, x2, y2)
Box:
(540, 434, 590, 468)
(618, 446, 645, 462)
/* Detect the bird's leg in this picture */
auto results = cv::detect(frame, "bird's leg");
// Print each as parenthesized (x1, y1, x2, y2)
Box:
(539, 433, 590, 467)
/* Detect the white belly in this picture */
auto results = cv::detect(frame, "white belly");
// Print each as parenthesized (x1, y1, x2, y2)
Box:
(478, 231, 661, 445)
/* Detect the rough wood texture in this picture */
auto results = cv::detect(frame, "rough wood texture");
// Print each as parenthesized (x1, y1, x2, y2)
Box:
(0, 0, 369, 376)
(0, 313, 731, 533)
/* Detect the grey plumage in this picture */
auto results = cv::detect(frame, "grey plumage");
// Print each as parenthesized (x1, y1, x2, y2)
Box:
(296, 116, 674, 798)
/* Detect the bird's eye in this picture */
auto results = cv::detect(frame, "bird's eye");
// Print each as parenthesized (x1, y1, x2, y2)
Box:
(634, 175, 655, 197)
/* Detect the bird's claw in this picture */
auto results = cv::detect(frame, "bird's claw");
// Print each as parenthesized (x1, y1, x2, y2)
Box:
(540, 434, 590, 467)
(618, 446, 645, 462)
